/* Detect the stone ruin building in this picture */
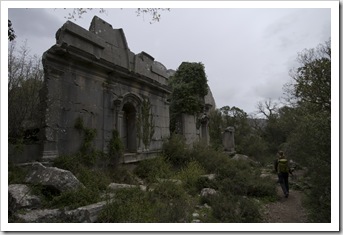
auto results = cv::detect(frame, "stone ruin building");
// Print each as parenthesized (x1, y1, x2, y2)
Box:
(33, 16, 216, 164)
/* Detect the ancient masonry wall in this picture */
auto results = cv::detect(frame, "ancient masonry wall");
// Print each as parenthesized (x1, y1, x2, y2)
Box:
(40, 16, 172, 160)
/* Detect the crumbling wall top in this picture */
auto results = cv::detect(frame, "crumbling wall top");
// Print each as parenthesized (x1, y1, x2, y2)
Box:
(89, 16, 129, 49)
(51, 16, 171, 86)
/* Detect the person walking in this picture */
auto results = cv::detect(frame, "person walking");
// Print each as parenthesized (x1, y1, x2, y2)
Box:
(274, 151, 292, 198)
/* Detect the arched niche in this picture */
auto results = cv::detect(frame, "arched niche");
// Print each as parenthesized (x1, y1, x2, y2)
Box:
(114, 93, 142, 153)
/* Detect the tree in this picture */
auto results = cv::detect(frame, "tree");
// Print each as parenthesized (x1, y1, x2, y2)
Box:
(282, 39, 331, 222)
(8, 20, 16, 41)
(283, 39, 331, 162)
(65, 8, 170, 24)
(287, 39, 331, 113)
(8, 41, 43, 143)
(256, 98, 278, 120)
(254, 98, 286, 154)
(208, 109, 223, 150)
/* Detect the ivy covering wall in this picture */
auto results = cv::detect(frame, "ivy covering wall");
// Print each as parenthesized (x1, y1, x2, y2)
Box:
(168, 62, 208, 133)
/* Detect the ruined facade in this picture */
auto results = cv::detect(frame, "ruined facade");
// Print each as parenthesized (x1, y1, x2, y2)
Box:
(40, 16, 172, 162)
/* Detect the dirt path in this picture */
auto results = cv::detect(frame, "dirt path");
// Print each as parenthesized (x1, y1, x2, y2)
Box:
(262, 170, 309, 223)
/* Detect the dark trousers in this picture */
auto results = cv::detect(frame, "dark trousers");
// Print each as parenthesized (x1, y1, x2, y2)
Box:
(278, 173, 289, 196)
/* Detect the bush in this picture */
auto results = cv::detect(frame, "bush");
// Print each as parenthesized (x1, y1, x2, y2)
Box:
(108, 165, 139, 185)
(176, 161, 205, 195)
(209, 193, 262, 223)
(107, 130, 124, 167)
(98, 182, 194, 223)
(190, 141, 230, 173)
(304, 159, 331, 222)
(8, 164, 28, 184)
(246, 177, 277, 199)
(98, 188, 154, 223)
(148, 181, 194, 222)
(134, 156, 173, 183)
(47, 187, 100, 210)
(162, 134, 191, 168)
(196, 176, 218, 192)
(76, 166, 111, 191)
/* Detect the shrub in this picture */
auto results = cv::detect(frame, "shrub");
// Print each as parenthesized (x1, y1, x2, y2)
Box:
(109, 165, 139, 185)
(196, 176, 218, 192)
(162, 134, 191, 168)
(190, 141, 230, 173)
(303, 159, 331, 222)
(148, 181, 194, 222)
(53, 154, 79, 172)
(107, 130, 124, 167)
(209, 193, 262, 223)
(98, 188, 154, 223)
(8, 164, 28, 184)
(99, 182, 194, 223)
(47, 187, 100, 210)
(246, 177, 277, 199)
(176, 161, 205, 195)
(76, 166, 111, 191)
(134, 156, 173, 183)
(213, 158, 277, 200)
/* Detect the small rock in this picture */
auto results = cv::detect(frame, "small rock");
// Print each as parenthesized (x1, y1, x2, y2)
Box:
(108, 183, 137, 190)
(192, 212, 200, 218)
(200, 188, 217, 197)
(192, 219, 201, 223)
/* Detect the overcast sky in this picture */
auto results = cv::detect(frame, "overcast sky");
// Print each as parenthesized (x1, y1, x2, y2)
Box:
(7, 3, 332, 115)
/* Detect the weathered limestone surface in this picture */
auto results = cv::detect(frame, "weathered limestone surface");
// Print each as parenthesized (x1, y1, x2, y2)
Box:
(40, 16, 172, 160)
(223, 126, 235, 153)
(16, 209, 62, 223)
(8, 184, 41, 214)
(108, 183, 146, 191)
(181, 114, 199, 145)
(200, 188, 217, 197)
(65, 201, 108, 223)
(24, 162, 84, 193)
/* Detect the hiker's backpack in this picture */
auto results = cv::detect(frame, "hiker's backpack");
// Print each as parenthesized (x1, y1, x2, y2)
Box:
(278, 159, 289, 173)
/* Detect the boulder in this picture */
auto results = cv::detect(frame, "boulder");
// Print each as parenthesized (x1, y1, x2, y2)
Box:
(16, 209, 62, 223)
(232, 154, 250, 161)
(64, 201, 108, 223)
(232, 154, 259, 165)
(24, 162, 84, 193)
(8, 184, 41, 214)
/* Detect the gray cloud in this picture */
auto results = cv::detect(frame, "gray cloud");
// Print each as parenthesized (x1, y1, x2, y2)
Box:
(9, 9, 63, 39)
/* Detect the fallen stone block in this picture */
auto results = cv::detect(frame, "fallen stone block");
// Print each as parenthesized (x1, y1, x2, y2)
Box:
(9, 184, 42, 214)
(24, 162, 84, 193)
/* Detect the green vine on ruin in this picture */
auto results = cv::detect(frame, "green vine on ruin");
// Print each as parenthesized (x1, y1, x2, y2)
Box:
(137, 99, 155, 150)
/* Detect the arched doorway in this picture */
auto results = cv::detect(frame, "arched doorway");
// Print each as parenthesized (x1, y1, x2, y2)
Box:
(122, 102, 137, 153)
